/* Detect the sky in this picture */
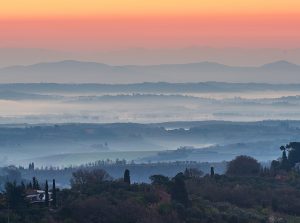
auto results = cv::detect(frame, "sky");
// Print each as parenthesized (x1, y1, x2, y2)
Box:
(1, 0, 300, 51)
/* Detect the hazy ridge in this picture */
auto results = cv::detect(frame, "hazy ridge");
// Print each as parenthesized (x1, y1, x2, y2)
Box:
(0, 60, 299, 83)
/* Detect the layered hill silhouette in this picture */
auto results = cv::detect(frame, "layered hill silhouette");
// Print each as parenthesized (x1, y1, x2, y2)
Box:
(0, 60, 299, 83)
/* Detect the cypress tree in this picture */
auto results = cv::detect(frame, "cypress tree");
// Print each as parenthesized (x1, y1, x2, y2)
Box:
(52, 179, 57, 208)
(124, 169, 131, 184)
(210, 166, 215, 177)
(45, 180, 49, 206)
(29, 162, 35, 170)
(32, 177, 37, 189)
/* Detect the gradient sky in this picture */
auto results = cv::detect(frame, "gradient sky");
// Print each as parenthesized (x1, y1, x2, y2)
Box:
(1, 1, 300, 50)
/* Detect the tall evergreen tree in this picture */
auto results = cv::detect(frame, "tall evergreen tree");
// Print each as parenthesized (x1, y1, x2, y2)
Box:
(52, 179, 57, 208)
(29, 162, 35, 170)
(210, 166, 215, 177)
(124, 169, 131, 184)
(32, 177, 37, 189)
(45, 180, 49, 206)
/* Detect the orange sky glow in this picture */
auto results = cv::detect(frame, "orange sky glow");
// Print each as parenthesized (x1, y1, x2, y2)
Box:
(1, 1, 300, 50)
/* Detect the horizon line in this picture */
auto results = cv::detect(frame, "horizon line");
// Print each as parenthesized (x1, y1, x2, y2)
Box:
(0, 59, 298, 69)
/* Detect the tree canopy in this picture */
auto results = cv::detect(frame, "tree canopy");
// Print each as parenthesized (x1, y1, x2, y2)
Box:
(226, 155, 261, 176)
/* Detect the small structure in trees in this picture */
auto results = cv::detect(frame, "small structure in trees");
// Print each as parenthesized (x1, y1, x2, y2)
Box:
(26, 190, 52, 204)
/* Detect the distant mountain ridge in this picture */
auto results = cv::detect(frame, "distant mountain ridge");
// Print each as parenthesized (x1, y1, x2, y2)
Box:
(3, 47, 300, 68)
(0, 60, 299, 84)
(2, 82, 300, 94)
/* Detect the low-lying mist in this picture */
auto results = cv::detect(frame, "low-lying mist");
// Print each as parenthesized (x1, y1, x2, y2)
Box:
(0, 82, 299, 167)
(1, 90, 300, 123)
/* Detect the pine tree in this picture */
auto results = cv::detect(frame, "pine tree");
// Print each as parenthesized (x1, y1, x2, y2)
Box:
(124, 169, 131, 184)
(45, 180, 49, 206)
(52, 179, 57, 208)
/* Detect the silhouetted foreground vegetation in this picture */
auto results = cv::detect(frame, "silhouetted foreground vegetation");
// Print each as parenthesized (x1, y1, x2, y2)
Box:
(2, 143, 300, 222)
(14, 161, 227, 187)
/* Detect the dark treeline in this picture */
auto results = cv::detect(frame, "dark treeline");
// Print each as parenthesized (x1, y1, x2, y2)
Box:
(0, 161, 227, 188)
(1, 143, 300, 222)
